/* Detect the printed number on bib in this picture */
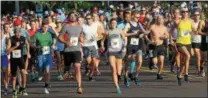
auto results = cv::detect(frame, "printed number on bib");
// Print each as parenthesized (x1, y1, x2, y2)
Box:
(206, 36, 208, 43)
(42, 46, 50, 55)
(12, 50, 21, 58)
(70, 37, 78, 46)
(111, 38, 120, 48)
(130, 38, 139, 45)
(181, 30, 190, 37)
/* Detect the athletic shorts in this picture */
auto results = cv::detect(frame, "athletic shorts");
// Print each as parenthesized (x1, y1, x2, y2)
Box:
(37, 54, 52, 72)
(83, 46, 99, 58)
(108, 51, 125, 59)
(192, 43, 201, 49)
(149, 44, 166, 58)
(177, 43, 191, 53)
(10, 58, 25, 77)
(1, 55, 8, 69)
(64, 51, 81, 66)
(127, 45, 142, 56)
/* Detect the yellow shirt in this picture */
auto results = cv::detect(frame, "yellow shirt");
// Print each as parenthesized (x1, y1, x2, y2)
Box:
(176, 19, 192, 45)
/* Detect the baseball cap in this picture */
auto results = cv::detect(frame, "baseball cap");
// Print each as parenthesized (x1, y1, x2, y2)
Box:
(14, 18, 22, 26)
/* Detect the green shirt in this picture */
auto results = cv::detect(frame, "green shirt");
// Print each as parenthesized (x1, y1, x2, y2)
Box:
(33, 31, 53, 55)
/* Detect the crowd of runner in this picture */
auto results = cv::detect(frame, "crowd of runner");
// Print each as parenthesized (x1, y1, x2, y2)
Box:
(1, 2, 208, 98)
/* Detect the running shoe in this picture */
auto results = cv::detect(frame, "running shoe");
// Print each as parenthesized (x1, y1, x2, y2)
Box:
(38, 76, 43, 81)
(12, 90, 17, 98)
(57, 75, 64, 80)
(89, 77, 95, 82)
(4, 89, 8, 96)
(134, 77, 141, 86)
(201, 70, 206, 77)
(157, 74, 163, 80)
(77, 87, 83, 94)
(22, 89, 28, 96)
(116, 87, 121, 94)
(177, 76, 182, 86)
(44, 88, 49, 94)
(184, 75, 189, 82)
(124, 76, 130, 87)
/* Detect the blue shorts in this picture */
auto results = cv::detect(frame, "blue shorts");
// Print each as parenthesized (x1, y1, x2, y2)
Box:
(37, 54, 52, 72)
(1, 55, 8, 69)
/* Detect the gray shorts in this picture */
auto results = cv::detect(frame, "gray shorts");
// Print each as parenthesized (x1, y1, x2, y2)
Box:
(108, 51, 125, 59)
(83, 46, 99, 58)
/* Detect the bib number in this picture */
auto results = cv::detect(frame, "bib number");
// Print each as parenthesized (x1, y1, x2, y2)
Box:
(12, 50, 21, 58)
(42, 46, 50, 55)
(70, 37, 78, 46)
(111, 38, 120, 48)
(130, 38, 139, 45)
(181, 30, 190, 37)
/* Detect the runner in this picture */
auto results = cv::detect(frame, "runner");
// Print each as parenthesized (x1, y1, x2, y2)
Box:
(82, 14, 99, 81)
(123, 11, 144, 86)
(32, 20, 54, 94)
(102, 18, 127, 93)
(149, 15, 169, 79)
(191, 10, 203, 76)
(92, 12, 104, 76)
(1, 31, 11, 96)
(54, 18, 64, 80)
(169, 8, 181, 73)
(58, 12, 83, 94)
(7, 27, 30, 97)
(198, 10, 208, 77)
(27, 20, 39, 82)
(176, 8, 193, 86)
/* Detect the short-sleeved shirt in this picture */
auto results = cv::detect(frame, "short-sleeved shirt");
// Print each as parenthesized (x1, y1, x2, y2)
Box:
(33, 31, 53, 55)
(60, 24, 82, 52)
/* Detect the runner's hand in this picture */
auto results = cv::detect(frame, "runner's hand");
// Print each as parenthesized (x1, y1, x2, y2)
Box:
(27, 53, 31, 59)
(15, 42, 20, 47)
(122, 47, 127, 53)
(66, 42, 73, 47)
(51, 44, 56, 49)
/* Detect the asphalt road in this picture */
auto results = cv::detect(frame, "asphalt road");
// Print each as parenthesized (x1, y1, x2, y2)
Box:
(1, 57, 207, 98)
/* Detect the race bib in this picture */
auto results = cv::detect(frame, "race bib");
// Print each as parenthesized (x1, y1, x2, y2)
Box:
(181, 30, 190, 37)
(70, 37, 78, 46)
(12, 50, 21, 58)
(130, 38, 139, 45)
(206, 36, 208, 43)
(42, 46, 50, 55)
(111, 38, 120, 48)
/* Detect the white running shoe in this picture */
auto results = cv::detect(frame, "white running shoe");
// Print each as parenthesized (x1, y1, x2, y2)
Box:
(38, 77, 43, 81)
(44, 88, 49, 94)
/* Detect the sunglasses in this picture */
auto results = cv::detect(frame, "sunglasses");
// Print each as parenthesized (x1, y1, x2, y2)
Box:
(194, 14, 200, 16)
(182, 11, 188, 13)
(86, 18, 91, 20)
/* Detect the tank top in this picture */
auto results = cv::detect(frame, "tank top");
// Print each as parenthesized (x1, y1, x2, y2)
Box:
(127, 21, 141, 48)
(191, 20, 201, 43)
(108, 29, 123, 52)
(176, 19, 192, 45)
(1, 35, 7, 56)
(82, 23, 98, 48)
(169, 21, 178, 40)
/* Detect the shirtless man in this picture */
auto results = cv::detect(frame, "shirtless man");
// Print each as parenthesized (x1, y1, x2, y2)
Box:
(149, 15, 169, 79)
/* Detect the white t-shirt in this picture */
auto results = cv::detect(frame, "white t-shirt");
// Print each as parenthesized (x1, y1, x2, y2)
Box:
(82, 23, 98, 48)
(191, 20, 201, 43)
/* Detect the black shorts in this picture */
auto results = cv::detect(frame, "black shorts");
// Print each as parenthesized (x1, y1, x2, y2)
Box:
(97, 40, 102, 49)
(201, 43, 208, 51)
(177, 43, 191, 53)
(10, 58, 25, 77)
(64, 51, 81, 66)
(192, 43, 201, 49)
(149, 44, 166, 58)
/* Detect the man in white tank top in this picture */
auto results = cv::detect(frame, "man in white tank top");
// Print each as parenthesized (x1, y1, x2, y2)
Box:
(82, 14, 99, 81)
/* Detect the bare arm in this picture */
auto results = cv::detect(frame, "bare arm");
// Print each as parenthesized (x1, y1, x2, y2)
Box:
(120, 29, 127, 47)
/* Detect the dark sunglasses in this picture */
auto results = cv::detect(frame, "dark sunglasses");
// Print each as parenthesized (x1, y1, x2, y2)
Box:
(194, 14, 200, 16)
(182, 11, 188, 13)
(86, 18, 91, 20)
